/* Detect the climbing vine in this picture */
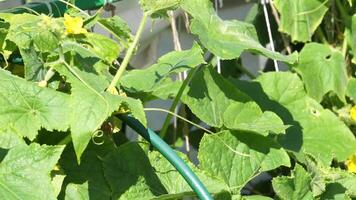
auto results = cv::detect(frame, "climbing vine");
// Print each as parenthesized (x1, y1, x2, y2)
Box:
(0, 0, 355, 199)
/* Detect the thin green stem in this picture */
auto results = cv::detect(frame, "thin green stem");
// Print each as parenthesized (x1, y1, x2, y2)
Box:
(145, 108, 214, 135)
(159, 67, 200, 138)
(342, 34, 348, 58)
(316, 28, 328, 44)
(44, 67, 55, 82)
(107, 13, 149, 92)
(335, 0, 350, 26)
(58, 134, 71, 145)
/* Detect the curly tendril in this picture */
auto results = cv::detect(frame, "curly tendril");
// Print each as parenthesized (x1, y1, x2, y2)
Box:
(91, 130, 105, 145)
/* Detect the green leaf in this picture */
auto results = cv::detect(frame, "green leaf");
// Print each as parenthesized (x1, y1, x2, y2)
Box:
(320, 183, 352, 200)
(62, 41, 99, 59)
(232, 72, 356, 165)
(33, 30, 59, 52)
(52, 174, 65, 197)
(198, 130, 290, 193)
(223, 102, 289, 136)
(120, 43, 205, 94)
(98, 16, 133, 48)
(0, 21, 9, 51)
(65, 182, 90, 200)
(272, 164, 314, 200)
(182, 67, 251, 127)
(151, 79, 182, 99)
(294, 43, 348, 102)
(103, 142, 168, 199)
(273, 0, 329, 42)
(85, 33, 121, 63)
(346, 78, 356, 101)
(0, 13, 42, 49)
(139, 0, 181, 17)
(0, 143, 64, 200)
(55, 63, 145, 161)
(60, 137, 116, 200)
(351, 14, 356, 64)
(20, 46, 47, 81)
(304, 155, 356, 197)
(0, 68, 69, 140)
(181, 0, 297, 63)
(103, 142, 228, 199)
(0, 128, 24, 149)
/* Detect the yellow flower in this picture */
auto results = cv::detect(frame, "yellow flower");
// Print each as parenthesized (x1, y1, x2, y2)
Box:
(350, 105, 356, 121)
(63, 14, 87, 35)
(346, 155, 356, 173)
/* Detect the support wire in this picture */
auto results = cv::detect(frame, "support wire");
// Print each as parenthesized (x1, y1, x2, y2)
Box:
(261, 0, 279, 71)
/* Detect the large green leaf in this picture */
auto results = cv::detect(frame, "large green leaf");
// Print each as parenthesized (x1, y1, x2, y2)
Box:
(20, 46, 47, 81)
(347, 78, 356, 102)
(65, 182, 90, 200)
(55, 63, 146, 161)
(103, 142, 228, 199)
(198, 130, 290, 193)
(351, 14, 356, 64)
(184, 68, 285, 135)
(98, 16, 133, 49)
(0, 68, 69, 140)
(0, 128, 24, 149)
(231, 72, 356, 165)
(273, 0, 329, 42)
(0, 144, 64, 200)
(272, 164, 314, 200)
(0, 13, 58, 52)
(0, 13, 42, 49)
(120, 43, 205, 94)
(294, 43, 348, 102)
(223, 102, 288, 136)
(181, 0, 297, 63)
(302, 155, 356, 198)
(60, 137, 117, 200)
(85, 33, 121, 63)
(182, 67, 251, 127)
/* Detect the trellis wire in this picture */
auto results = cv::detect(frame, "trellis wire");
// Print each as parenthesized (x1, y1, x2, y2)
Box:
(261, 0, 279, 71)
(215, 0, 222, 74)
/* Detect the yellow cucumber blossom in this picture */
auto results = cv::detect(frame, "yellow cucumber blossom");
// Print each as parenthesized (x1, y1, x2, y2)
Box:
(346, 155, 356, 173)
(350, 105, 356, 121)
(63, 14, 87, 35)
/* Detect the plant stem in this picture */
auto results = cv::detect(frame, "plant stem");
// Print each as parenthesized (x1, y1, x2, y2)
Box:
(335, 0, 350, 26)
(159, 67, 200, 138)
(342, 34, 348, 58)
(145, 108, 214, 134)
(58, 134, 71, 145)
(107, 13, 149, 92)
(316, 28, 328, 44)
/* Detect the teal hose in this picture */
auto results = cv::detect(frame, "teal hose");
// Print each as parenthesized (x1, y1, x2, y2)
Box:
(119, 114, 214, 200)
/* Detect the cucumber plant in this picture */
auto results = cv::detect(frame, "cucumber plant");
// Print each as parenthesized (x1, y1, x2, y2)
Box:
(0, 0, 355, 199)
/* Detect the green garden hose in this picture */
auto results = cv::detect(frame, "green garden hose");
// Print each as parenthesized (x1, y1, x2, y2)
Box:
(119, 114, 214, 200)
